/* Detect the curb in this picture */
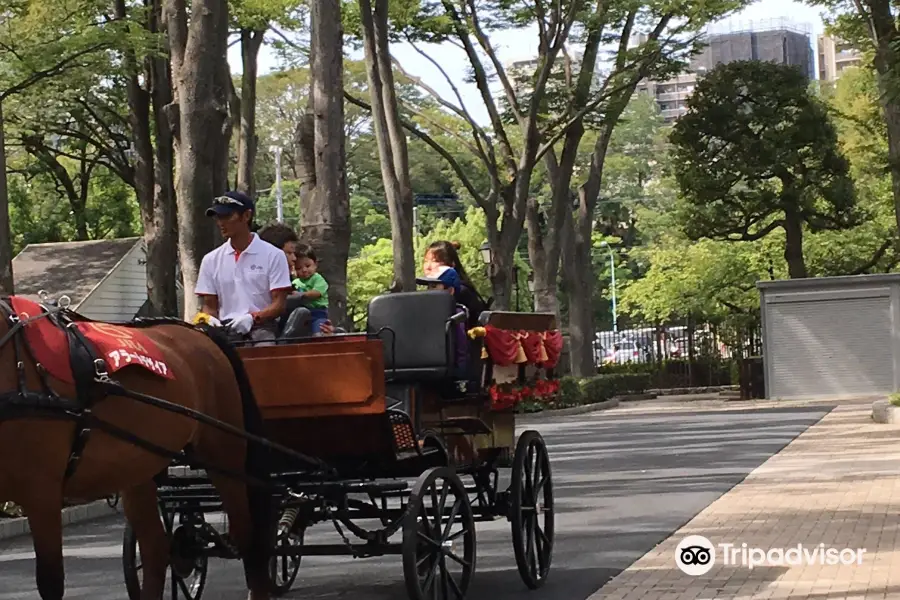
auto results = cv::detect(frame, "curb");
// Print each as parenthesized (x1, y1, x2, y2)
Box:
(872, 399, 900, 424)
(617, 393, 657, 402)
(0, 499, 121, 542)
(650, 385, 738, 396)
(519, 398, 620, 421)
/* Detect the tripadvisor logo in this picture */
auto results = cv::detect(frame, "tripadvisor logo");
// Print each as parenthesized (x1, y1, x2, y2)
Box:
(675, 535, 715, 576)
(674, 535, 867, 576)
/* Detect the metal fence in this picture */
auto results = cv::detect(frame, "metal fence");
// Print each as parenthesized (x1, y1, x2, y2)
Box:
(593, 319, 763, 389)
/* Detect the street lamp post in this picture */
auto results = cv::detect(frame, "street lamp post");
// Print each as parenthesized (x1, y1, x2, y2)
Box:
(599, 241, 617, 333)
(479, 242, 492, 269)
(270, 145, 283, 223)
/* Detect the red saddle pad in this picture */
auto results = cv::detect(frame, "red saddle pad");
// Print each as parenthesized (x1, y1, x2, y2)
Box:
(8, 296, 175, 384)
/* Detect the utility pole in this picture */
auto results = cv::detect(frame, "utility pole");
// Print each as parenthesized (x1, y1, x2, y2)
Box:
(270, 145, 283, 223)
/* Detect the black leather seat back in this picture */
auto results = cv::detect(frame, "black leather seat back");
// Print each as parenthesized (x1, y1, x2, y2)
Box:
(366, 291, 457, 381)
(278, 294, 313, 340)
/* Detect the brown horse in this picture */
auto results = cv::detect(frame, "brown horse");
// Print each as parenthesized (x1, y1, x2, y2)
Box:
(0, 297, 273, 600)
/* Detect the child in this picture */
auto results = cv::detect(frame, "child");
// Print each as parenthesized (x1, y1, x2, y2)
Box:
(416, 265, 468, 373)
(292, 243, 330, 334)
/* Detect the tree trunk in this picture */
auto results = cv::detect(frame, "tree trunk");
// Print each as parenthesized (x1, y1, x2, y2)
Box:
(878, 84, 900, 235)
(782, 211, 807, 279)
(300, 0, 351, 328)
(866, 3, 900, 236)
(525, 196, 558, 316)
(236, 28, 264, 197)
(358, 0, 415, 290)
(165, 0, 230, 319)
(565, 202, 596, 377)
(149, 0, 178, 315)
(0, 101, 13, 295)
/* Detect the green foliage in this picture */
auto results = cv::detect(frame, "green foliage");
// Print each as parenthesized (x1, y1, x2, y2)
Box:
(619, 235, 781, 323)
(230, 0, 305, 31)
(0, 0, 115, 100)
(345, 206, 491, 328)
(555, 372, 651, 407)
(581, 372, 650, 399)
(670, 60, 861, 243)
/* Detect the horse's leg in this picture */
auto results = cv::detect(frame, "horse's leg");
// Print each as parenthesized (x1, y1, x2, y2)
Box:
(21, 495, 65, 600)
(208, 474, 272, 600)
(122, 482, 169, 600)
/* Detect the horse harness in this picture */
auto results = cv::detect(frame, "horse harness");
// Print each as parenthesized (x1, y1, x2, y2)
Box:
(0, 297, 335, 489)
(0, 297, 121, 481)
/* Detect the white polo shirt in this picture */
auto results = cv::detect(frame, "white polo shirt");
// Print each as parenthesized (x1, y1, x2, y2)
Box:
(195, 233, 293, 322)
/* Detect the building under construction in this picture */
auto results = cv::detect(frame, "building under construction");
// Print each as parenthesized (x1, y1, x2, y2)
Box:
(635, 18, 815, 122)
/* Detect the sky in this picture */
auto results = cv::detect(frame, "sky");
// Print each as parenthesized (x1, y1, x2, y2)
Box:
(228, 0, 832, 127)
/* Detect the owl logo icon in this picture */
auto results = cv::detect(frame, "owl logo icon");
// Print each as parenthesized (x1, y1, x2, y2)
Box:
(675, 535, 715, 576)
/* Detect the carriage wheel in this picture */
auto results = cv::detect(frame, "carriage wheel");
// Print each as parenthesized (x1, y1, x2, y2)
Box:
(123, 519, 209, 600)
(268, 516, 303, 596)
(510, 430, 554, 589)
(402, 467, 476, 600)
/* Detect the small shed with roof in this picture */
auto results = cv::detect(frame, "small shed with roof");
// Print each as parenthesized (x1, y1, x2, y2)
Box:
(758, 274, 900, 400)
(11, 237, 157, 321)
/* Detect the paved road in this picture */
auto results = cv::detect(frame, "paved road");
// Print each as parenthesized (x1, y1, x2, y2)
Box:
(0, 405, 832, 600)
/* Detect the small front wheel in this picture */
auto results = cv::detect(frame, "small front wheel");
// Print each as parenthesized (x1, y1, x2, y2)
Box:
(122, 519, 208, 600)
(510, 429, 554, 589)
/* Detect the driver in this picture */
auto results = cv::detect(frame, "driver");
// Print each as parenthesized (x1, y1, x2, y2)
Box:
(194, 191, 293, 345)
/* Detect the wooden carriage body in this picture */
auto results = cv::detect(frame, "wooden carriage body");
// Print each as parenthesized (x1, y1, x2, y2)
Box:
(236, 291, 561, 476)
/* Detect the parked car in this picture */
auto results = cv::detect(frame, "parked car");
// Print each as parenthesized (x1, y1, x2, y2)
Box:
(604, 340, 643, 364)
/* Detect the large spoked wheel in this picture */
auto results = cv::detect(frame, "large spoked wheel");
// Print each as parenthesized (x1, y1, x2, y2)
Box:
(268, 514, 303, 596)
(402, 467, 476, 600)
(510, 429, 554, 589)
(123, 520, 209, 600)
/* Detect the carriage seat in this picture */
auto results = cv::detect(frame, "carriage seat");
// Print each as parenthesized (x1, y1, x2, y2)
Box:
(366, 290, 465, 383)
(277, 294, 313, 341)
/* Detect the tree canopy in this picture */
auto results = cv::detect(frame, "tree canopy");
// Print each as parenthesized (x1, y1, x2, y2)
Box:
(669, 60, 861, 278)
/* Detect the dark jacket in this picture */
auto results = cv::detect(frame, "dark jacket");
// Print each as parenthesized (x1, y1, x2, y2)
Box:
(457, 283, 488, 329)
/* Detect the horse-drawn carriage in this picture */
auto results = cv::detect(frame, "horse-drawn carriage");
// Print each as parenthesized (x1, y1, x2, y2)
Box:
(0, 289, 562, 600)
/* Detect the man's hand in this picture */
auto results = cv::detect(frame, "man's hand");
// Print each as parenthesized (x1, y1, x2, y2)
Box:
(229, 313, 254, 335)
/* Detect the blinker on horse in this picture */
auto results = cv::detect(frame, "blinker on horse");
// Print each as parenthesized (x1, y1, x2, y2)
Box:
(0, 295, 274, 600)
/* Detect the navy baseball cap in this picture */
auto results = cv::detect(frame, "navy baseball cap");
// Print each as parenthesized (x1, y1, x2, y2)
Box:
(206, 191, 255, 217)
(417, 266, 461, 294)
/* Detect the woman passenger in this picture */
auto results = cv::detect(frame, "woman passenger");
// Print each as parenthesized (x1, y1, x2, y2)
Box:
(423, 240, 488, 328)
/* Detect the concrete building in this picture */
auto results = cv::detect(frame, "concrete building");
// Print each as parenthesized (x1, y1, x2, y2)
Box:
(635, 19, 814, 122)
(817, 33, 863, 81)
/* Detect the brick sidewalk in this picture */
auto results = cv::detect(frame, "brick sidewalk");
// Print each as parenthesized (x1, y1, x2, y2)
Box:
(587, 403, 900, 600)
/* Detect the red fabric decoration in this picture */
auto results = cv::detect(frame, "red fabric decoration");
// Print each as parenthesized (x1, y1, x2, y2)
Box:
(542, 331, 563, 368)
(483, 325, 520, 366)
(10, 296, 75, 384)
(7, 296, 175, 382)
(520, 331, 544, 364)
